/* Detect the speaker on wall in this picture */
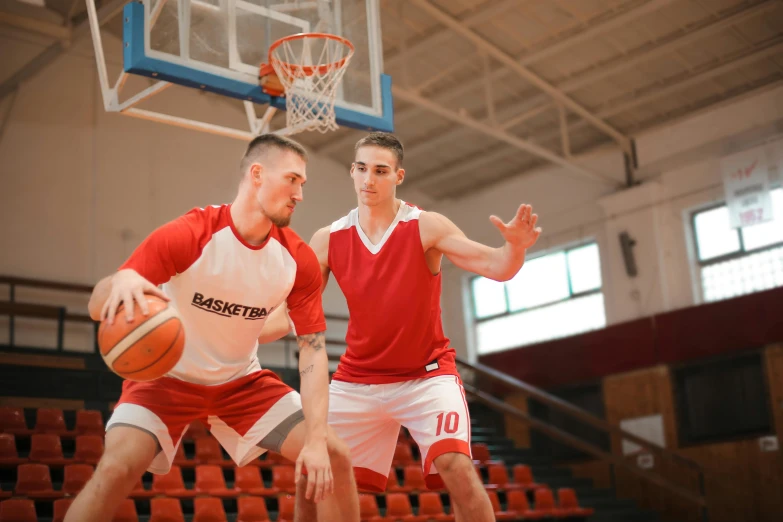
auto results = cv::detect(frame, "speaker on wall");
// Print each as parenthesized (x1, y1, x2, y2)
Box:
(619, 231, 638, 277)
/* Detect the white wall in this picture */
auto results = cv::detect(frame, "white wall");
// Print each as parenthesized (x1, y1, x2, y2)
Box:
(0, 28, 355, 362)
(424, 83, 783, 361)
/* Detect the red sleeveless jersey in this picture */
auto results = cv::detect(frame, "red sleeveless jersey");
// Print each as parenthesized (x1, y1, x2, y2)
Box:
(328, 202, 457, 384)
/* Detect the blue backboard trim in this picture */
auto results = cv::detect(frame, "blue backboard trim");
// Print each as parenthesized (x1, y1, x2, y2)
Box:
(123, 2, 393, 133)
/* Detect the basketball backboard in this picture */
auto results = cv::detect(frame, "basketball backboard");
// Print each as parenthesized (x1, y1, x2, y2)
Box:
(86, 0, 393, 139)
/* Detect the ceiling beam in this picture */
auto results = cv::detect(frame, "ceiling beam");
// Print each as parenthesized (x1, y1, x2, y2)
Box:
(509, 0, 783, 124)
(383, 0, 522, 72)
(0, 0, 127, 101)
(409, 0, 638, 154)
(392, 84, 621, 187)
(394, 0, 783, 160)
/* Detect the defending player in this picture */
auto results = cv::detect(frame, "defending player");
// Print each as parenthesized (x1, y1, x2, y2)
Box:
(65, 134, 359, 522)
(261, 132, 541, 521)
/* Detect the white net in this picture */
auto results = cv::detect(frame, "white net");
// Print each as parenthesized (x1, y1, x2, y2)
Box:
(268, 34, 354, 134)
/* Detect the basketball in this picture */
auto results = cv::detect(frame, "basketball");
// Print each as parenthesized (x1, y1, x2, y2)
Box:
(98, 295, 185, 382)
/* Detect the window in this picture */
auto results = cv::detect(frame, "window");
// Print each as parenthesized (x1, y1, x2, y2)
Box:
(693, 188, 783, 303)
(471, 243, 606, 354)
(674, 352, 771, 445)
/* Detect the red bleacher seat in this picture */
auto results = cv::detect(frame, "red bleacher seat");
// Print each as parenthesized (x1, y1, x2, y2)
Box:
(272, 465, 297, 493)
(193, 497, 228, 522)
(195, 465, 238, 497)
(0, 484, 10, 499)
(470, 443, 499, 465)
(74, 435, 104, 465)
(512, 464, 543, 491)
(15, 463, 63, 499)
(29, 434, 69, 466)
(0, 498, 37, 522)
(0, 407, 32, 435)
(557, 488, 595, 518)
(62, 463, 94, 495)
(34, 408, 71, 436)
(75, 410, 104, 436)
(151, 465, 196, 498)
(0, 433, 26, 466)
(277, 494, 295, 522)
(129, 478, 155, 499)
(384, 493, 424, 521)
(403, 465, 427, 491)
(484, 464, 508, 490)
(486, 491, 516, 521)
(418, 492, 454, 521)
(392, 441, 415, 466)
(195, 438, 229, 466)
(531, 488, 558, 518)
(53, 498, 74, 522)
(506, 490, 546, 520)
(149, 498, 185, 522)
(112, 499, 140, 522)
(386, 469, 405, 492)
(173, 444, 190, 467)
(237, 496, 270, 522)
(235, 465, 276, 495)
(359, 493, 382, 521)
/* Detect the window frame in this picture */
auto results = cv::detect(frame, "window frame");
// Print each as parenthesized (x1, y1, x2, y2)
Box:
(691, 188, 783, 268)
(470, 241, 602, 325)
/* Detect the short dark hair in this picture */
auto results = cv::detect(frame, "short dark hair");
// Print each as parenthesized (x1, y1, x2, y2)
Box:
(240, 133, 308, 174)
(355, 132, 404, 169)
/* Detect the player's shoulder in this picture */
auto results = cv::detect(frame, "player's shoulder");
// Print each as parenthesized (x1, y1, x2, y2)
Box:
(156, 204, 227, 240)
(329, 208, 357, 234)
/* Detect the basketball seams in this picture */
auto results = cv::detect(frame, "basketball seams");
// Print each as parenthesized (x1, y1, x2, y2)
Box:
(113, 319, 183, 377)
(102, 306, 180, 368)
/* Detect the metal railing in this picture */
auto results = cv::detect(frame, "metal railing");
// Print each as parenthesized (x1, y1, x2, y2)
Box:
(457, 357, 709, 521)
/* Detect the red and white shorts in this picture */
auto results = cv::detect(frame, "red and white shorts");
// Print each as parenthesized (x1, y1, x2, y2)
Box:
(328, 374, 472, 492)
(106, 370, 303, 474)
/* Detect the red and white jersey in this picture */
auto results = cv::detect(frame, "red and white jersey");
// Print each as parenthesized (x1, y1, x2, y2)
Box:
(121, 204, 325, 385)
(328, 202, 457, 384)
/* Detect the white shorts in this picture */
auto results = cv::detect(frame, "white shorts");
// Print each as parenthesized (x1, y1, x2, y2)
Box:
(328, 374, 472, 492)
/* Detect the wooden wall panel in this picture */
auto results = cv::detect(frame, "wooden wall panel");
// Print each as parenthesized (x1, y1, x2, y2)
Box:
(564, 353, 783, 522)
(503, 392, 531, 448)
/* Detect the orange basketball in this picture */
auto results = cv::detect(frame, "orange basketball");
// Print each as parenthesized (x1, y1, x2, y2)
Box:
(98, 295, 185, 381)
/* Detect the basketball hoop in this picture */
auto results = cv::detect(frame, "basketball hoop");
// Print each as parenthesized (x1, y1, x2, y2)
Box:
(259, 33, 354, 134)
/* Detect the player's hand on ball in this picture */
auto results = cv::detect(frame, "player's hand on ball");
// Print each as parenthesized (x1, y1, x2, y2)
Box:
(296, 438, 334, 503)
(490, 204, 542, 249)
(101, 269, 170, 324)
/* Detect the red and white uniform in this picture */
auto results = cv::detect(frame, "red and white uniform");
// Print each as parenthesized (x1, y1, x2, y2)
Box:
(106, 204, 324, 473)
(327, 202, 471, 492)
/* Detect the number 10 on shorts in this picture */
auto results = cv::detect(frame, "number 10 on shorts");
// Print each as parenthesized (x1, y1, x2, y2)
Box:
(436, 411, 460, 435)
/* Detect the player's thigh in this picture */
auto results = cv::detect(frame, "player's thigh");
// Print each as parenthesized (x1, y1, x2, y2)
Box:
(392, 375, 472, 475)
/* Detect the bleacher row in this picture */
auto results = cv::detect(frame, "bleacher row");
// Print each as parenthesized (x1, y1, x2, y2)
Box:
(0, 407, 594, 521)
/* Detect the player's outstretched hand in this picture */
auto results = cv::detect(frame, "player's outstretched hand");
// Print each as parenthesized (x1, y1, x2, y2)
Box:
(101, 269, 170, 324)
(296, 438, 334, 503)
(490, 203, 542, 249)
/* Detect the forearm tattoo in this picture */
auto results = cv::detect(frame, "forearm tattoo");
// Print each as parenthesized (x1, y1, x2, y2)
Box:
(297, 331, 325, 352)
(297, 332, 325, 378)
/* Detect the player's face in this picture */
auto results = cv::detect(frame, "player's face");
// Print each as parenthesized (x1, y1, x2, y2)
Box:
(257, 150, 307, 228)
(351, 146, 404, 206)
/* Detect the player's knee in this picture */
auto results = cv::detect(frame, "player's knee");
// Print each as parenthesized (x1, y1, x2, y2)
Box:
(435, 453, 481, 491)
(95, 453, 144, 490)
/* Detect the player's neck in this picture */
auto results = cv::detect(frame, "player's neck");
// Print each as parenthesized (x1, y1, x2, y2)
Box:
(358, 198, 401, 237)
(230, 193, 273, 246)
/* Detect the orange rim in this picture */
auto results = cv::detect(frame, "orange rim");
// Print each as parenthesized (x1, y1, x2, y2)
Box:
(268, 32, 355, 76)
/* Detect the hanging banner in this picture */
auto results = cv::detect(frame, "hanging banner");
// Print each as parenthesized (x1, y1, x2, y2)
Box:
(721, 145, 773, 228)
